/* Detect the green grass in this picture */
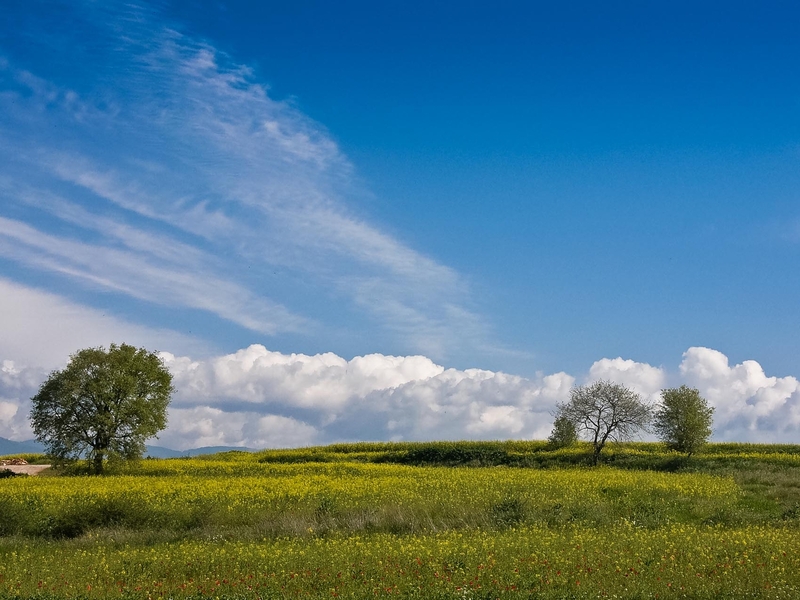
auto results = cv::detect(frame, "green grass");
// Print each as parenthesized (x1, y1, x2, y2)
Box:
(252, 440, 800, 520)
(0, 452, 51, 465)
(3, 441, 800, 598)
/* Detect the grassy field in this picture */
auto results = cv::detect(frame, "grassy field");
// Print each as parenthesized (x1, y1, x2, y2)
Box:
(1, 441, 799, 598)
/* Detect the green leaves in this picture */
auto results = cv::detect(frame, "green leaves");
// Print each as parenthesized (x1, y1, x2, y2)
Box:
(654, 385, 714, 456)
(29, 344, 173, 474)
(548, 415, 578, 449)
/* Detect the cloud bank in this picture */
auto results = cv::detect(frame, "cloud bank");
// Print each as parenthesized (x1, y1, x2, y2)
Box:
(679, 348, 800, 442)
(2, 340, 799, 449)
(158, 345, 573, 448)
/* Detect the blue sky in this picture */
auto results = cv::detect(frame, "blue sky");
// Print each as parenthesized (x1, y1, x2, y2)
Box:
(1, 1, 799, 448)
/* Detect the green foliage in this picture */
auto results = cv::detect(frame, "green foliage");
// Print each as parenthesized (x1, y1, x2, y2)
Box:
(2, 446, 800, 598)
(254, 440, 800, 471)
(0, 453, 51, 465)
(490, 493, 527, 527)
(29, 344, 173, 474)
(386, 441, 508, 466)
(654, 385, 714, 456)
(1, 525, 800, 599)
(548, 415, 578, 448)
(3, 443, 800, 599)
(555, 380, 653, 465)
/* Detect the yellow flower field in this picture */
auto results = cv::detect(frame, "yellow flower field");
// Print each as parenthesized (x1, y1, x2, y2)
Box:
(1, 524, 799, 598)
(1, 442, 799, 598)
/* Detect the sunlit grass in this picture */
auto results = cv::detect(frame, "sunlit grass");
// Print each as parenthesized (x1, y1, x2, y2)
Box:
(2, 441, 800, 598)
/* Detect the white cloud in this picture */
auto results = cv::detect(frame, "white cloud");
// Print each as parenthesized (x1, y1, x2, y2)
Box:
(0, 360, 44, 440)
(157, 345, 800, 448)
(353, 368, 574, 442)
(0, 401, 17, 422)
(0, 400, 31, 442)
(0, 277, 208, 370)
(163, 344, 445, 411)
(243, 415, 321, 450)
(162, 344, 573, 446)
(680, 347, 800, 441)
(3, 336, 799, 447)
(0, 4, 491, 361)
(588, 357, 666, 400)
(156, 407, 319, 451)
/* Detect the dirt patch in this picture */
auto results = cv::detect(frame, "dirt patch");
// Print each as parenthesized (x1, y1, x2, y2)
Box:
(3, 465, 51, 476)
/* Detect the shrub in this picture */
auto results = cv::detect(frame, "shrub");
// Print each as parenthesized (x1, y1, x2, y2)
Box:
(548, 415, 578, 449)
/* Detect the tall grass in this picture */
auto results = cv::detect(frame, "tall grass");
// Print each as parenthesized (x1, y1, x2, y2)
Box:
(2, 523, 799, 599)
(3, 442, 800, 598)
(0, 462, 743, 539)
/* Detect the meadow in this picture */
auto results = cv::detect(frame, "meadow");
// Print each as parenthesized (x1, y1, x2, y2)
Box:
(1, 441, 799, 599)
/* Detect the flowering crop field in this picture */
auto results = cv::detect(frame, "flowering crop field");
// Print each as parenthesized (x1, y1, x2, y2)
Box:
(2, 524, 799, 599)
(1, 442, 800, 598)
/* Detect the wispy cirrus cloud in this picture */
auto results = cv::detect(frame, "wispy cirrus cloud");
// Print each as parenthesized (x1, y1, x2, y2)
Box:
(0, 0, 488, 361)
(0, 277, 208, 371)
(0, 213, 304, 335)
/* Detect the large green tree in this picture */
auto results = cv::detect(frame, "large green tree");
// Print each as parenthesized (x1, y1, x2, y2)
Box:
(30, 344, 173, 474)
(653, 385, 713, 456)
(555, 380, 652, 465)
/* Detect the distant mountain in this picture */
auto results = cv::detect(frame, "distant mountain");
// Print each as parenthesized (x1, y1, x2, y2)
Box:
(144, 445, 256, 458)
(0, 437, 45, 455)
(143, 445, 184, 458)
(1, 437, 254, 458)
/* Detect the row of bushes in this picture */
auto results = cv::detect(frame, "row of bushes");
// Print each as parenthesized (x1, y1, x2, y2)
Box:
(6, 441, 800, 473)
(253, 440, 800, 471)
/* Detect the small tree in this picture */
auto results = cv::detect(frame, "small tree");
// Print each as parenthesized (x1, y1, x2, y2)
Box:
(548, 414, 578, 449)
(30, 344, 173, 474)
(555, 380, 652, 465)
(653, 385, 713, 456)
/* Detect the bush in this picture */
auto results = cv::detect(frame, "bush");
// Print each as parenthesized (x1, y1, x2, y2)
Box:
(548, 415, 578, 449)
(654, 386, 713, 456)
(490, 495, 527, 527)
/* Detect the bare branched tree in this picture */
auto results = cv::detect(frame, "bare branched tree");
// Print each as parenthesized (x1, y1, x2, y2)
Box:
(555, 380, 652, 465)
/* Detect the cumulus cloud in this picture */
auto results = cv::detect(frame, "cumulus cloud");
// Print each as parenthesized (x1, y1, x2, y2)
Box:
(163, 344, 445, 411)
(0, 360, 44, 440)
(348, 368, 574, 442)
(680, 347, 800, 442)
(160, 345, 574, 448)
(3, 341, 799, 448)
(156, 345, 800, 449)
(588, 357, 666, 401)
(156, 407, 320, 450)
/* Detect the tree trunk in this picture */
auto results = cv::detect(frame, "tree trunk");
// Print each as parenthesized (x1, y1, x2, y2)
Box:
(93, 451, 104, 475)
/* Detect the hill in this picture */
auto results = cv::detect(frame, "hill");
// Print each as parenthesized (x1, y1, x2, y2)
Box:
(0, 437, 253, 458)
(0, 437, 44, 455)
